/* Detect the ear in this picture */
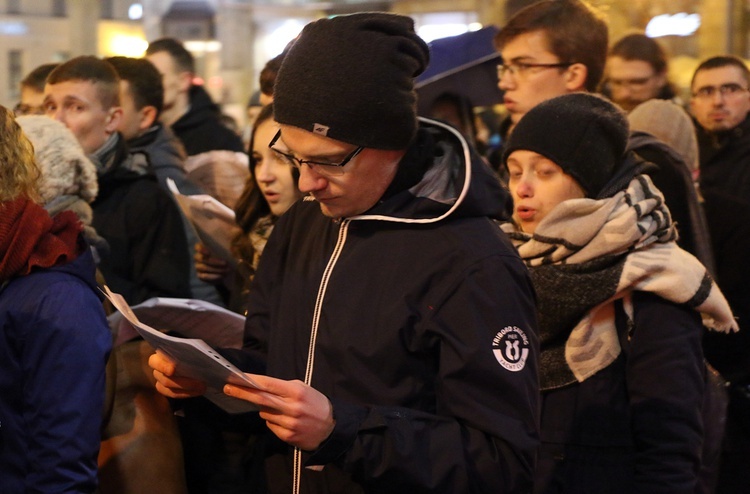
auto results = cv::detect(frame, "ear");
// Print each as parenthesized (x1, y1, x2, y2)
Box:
(654, 71, 668, 89)
(105, 107, 123, 134)
(564, 63, 589, 92)
(139, 105, 158, 130)
(178, 70, 193, 93)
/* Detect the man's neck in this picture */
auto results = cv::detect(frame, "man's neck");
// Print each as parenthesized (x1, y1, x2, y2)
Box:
(161, 95, 190, 128)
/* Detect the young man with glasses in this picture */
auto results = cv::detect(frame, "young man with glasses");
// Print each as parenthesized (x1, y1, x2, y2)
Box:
(690, 55, 750, 494)
(493, 0, 608, 137)
(14, 63, 58, 116)
(149, 12, 540, 493)
(604, 33, 678, 113)
(690, 55, 750, 202)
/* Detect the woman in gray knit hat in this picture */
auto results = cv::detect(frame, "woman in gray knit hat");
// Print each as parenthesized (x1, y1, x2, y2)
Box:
(501, 92, 736, 493)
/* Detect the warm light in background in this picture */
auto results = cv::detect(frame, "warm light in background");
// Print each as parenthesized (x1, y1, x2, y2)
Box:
(646, 13, 701, 38)
(262, 19, 305, 58)
(99, 21, 148, 57)
(109, 35, 148, 57)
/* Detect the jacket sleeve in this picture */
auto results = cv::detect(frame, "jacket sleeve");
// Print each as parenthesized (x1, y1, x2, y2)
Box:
(21, 279, 112, 492)
(125, 181, 193, 303)
(308, 253, 540, 493)
(627, 291, 705, 492)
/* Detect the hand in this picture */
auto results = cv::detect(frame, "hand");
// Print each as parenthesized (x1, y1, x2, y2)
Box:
(148, 350, 207, 399)
(225, 375, 335, 451)
(195, 243, 230, 282)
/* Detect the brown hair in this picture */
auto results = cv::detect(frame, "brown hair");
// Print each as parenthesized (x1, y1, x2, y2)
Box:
(691, 55, 750, 88)
(47, 56, 120, 110)
(0, 105, 40, 202)
(20, 63, 59, 92)
(494, 0, 608, 92)
(609, 34, 668, 74)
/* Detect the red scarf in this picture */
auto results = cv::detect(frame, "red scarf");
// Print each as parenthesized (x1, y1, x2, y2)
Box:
(0, 197, 83, 282)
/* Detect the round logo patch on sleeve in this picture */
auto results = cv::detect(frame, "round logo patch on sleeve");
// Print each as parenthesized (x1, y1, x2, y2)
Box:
(493, 326, 530, 372)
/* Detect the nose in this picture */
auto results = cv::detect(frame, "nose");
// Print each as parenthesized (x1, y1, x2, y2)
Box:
(296, 165, 328, 194)
(255, 162, 274, 183)
(48, 107, 64, 123)
(513, 176, 533, 199)
(498, 71, 515, 91)
(711, 90, 726, 105)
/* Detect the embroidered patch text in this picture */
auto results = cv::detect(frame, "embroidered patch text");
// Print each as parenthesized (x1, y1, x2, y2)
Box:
(492, 326, 530, 372)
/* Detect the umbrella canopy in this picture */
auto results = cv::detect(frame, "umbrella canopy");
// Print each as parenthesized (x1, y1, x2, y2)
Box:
(415, 26, 503, 115)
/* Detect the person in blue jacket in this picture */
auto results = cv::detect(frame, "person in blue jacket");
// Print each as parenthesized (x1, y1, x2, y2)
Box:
(500, 93, 738, 493)
(149, 12, 540, 493)
(0, 105, 112, 493)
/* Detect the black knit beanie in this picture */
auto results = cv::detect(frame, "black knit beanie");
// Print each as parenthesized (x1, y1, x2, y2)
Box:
(273, 12, 430, 150)
(503, 93, 630, 198)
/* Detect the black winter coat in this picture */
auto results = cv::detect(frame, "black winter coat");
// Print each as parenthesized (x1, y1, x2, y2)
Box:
(234, 119, 540, 493)
(92, 138, 192, 304)
(172, 85, 245, 156)
(696, 113, 750, 205)
(535, 291, 705, 493)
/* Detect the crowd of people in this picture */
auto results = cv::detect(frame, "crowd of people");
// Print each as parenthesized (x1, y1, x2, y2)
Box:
(1, 0, 749, 493)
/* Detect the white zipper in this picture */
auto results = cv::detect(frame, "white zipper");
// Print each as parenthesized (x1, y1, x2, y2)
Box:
(293, 219, 350, 494)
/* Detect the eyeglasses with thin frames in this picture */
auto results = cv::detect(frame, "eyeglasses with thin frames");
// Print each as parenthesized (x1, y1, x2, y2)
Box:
(268, 129, 363, 177)
(692, 83, 749, 99)
(497, 61, 573, 80)
(13, 102, 45, 116)
(607, 75, 654, 89)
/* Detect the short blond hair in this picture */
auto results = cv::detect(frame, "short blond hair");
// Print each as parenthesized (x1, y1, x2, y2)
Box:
(0, 105, 41, 202)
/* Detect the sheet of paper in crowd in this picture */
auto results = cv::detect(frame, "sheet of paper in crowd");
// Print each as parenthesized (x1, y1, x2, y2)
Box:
(103, 286, 260, 414)
(166, 178, 240, 268)
(110, 296, 245, 349)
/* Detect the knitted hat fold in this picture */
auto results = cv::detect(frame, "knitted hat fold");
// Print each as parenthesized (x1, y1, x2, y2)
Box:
(274, 12, 430, 150)
(503, 93, 630, 198)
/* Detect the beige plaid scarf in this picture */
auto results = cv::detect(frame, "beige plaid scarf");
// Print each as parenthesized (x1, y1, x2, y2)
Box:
(502, 175, 737, 389)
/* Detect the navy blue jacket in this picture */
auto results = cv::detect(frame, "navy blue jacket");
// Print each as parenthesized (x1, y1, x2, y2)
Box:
(0, 247, 112, 493)
(534, 291, 705, 493)
(235, 119, 540, 493)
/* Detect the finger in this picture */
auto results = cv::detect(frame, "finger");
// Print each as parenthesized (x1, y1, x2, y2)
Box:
(155, 380, 204, 399)
(148, 350, 176, 375)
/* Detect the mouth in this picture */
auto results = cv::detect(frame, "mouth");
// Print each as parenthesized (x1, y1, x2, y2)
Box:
(263, 191, 279, 202)
(515, 206, 536, 221)
(503, 97, 515, 108)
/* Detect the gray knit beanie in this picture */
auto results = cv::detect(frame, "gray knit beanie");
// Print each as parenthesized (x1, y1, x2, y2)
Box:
(16, 115, 98, 204)
(503, 93, 630, 198)
(628, 99, 699, 173)
(273, 12, 430, 150)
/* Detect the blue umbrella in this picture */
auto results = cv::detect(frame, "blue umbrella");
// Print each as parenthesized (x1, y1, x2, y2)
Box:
(415, 26, 503, 115)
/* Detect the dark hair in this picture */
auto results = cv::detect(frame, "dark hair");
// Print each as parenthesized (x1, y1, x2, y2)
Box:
(691, 55, 750, 88)
(47, 56, 120, 109)
(232, 104, 299, 262)
(609, 34, 668, 74)
(234, 104, 299, 232)
(105, 56, 164, 117)
(259, 53, 285, 97)
(494, 0, 608, 92)
(20, 63, 59, 92)
(146, 37, 195, 74)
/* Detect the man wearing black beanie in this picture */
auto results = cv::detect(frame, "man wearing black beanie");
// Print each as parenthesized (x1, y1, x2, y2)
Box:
(150, 12, 540, 493)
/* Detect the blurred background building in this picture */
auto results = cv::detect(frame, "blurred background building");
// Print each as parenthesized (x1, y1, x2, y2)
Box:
(0, 0, 747, 125)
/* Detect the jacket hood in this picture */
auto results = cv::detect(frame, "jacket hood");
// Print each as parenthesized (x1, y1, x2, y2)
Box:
(353, 118, 511, 223)
(174, 85, 222, 130)
(128, 124, 187, 170)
